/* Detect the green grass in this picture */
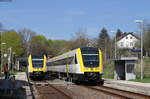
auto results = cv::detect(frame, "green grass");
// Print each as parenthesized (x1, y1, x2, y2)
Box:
(103, 74, 114, 79)
(130, 76, 150, 83)
(10, 71, 17, 75)
(19, 67, 28, 72)
(0, 73, 4, 77)
(0, 71, 17, 77)
(103, 61, 114, 79)
(143, 58, 150, 62)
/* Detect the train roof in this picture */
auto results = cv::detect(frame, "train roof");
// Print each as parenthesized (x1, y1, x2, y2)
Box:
(47, 48, 78, 61)
(47, 47, 100, 61)
(70, 47, 99, 50)
(29, 54, 46, 58)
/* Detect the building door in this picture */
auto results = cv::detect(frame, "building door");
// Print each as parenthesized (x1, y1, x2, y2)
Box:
(125, 63, 136, 80)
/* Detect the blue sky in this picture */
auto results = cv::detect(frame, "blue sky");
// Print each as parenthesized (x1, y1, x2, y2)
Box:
(0, 0, 150, 40)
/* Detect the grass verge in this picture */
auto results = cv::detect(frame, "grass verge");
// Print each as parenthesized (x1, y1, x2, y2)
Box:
(130, 76, 150, 83)
(143, 58, 150, 62)
(103, 61, 114, 79)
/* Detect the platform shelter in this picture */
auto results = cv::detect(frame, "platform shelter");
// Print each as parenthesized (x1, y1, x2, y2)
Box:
(113, 57, 138, 80)
(17, 58, 28, 71)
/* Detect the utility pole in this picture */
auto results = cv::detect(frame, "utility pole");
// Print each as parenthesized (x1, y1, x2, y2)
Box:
(135, 20, 144, 80)
(1, 42, 6, 73)
(111, 31, 117, 58)
(8, 47, 12, 71)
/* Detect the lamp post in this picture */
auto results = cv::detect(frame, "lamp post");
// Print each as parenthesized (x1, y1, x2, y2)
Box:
(135, 20, 144, 80)
(111, 31, 117, 58)
(12, 52, 16, 71)
(1, 42, 6, 73)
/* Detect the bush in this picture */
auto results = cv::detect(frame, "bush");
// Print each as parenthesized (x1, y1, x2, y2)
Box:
(103, 61, 114, 79)
(143, 58, 150, 62)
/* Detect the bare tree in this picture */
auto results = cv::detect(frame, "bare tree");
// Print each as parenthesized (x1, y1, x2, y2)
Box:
(71, 28, 90, 49)
(0, 23, 3, 30)
(144, 24, 150, 57)
(19, 28, 36, 56)
(89, 38, 98, 47)
(97, 28, 111, 62)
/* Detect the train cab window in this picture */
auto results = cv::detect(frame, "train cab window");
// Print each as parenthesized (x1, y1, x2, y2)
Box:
(74, 55, 78, 64)
(81, 47, 100, 67)
(82, 54, 99, 67)
(32, 59, 44, 68)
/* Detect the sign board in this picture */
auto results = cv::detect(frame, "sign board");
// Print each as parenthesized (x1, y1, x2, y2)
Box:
(4, 54, 7, 57)
(131, 48, 141, 52)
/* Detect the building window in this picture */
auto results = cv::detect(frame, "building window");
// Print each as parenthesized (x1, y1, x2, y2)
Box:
(127, 64, 135, 73)
(121, 42, 124, 47)
(130, 37, 132, 39)
(126, 37, 128, 39)
(130, 42, 133, 46)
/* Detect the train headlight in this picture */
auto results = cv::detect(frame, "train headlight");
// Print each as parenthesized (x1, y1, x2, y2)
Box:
(85, 68, 88, 70)
(90, 68, 94, 70)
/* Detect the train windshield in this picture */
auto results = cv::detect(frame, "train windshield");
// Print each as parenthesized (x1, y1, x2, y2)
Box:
(81, 47, 99, 67)
(32, 55, 44, 68)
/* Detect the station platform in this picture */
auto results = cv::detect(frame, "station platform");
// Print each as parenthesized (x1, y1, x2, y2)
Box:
(0, 72, 32, 99)
(104, 79, 150, 96)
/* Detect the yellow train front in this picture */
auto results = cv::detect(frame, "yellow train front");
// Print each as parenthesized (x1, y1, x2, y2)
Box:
(47, 47, 104, 85)
(28, 55, 47, 79)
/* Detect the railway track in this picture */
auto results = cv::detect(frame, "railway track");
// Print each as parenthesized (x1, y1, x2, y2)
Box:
(81, 85, 150, 99)
(27, 71, 150, 99)
(31, 80, 73, 99)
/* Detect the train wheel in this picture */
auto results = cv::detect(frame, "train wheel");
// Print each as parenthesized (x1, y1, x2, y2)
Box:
(69, 77, 72, 82)
(99, 80, 104, 85)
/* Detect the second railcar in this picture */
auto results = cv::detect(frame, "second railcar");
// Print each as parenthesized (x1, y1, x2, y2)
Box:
(28, 55, 47, 79)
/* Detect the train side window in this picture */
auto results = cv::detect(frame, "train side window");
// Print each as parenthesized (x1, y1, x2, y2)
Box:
(48, 56, 75, 66)
(75, 55, 78, 64)
(46, 62, 49, 66)
(67, 57, 74, 64)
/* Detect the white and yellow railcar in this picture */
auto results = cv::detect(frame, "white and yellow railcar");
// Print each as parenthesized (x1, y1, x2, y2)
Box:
(28, 55, 47, 79)
(47, 47, 104, 84)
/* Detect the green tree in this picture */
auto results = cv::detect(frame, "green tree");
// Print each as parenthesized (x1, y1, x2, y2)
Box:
(0, 23, 4, 50)
(30, 35, 50, 55)
(116, 29, 122, 38)
(97, 28, 110, 62)
(1, 30, 23, 57)
(97, 28, 110, 48)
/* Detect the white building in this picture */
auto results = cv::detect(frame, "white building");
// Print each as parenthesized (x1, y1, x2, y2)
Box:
(116, 33, 140, 49)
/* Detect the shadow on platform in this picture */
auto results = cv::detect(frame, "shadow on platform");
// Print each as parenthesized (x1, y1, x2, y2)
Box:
(0, 79, 29, 99)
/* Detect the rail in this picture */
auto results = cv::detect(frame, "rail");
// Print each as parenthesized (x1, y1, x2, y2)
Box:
(26, 72, 35, 99)
(30, 80, 72, 99)
(80, 85, 150, 99)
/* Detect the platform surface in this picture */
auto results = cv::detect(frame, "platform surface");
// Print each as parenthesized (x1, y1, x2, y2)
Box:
(0, 72, 32, 99)
(104, 79, 150, 96)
